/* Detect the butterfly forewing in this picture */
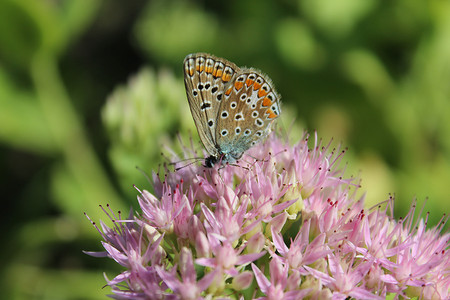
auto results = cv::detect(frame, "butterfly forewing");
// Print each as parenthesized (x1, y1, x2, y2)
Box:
(184, 53, 240, 157)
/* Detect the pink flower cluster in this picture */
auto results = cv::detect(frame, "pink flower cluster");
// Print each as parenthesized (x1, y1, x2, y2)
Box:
(86, 133, 449, 299)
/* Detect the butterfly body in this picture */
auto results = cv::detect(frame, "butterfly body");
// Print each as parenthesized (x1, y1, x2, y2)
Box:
(184, 53, 281, 167)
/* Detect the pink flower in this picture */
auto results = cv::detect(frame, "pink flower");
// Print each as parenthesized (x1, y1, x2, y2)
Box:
(86, 133, 449, 299)
(196, 240, 265, 277)
(156, 248, 217, 300)
(271, 219, 330, 270)
(252, 256, 310, 300)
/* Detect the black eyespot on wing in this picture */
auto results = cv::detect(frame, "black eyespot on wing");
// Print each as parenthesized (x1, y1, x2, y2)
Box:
(212, 87, 218, 93)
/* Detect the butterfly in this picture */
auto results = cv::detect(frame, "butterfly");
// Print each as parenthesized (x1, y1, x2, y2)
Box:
(183, 53, 281, 167)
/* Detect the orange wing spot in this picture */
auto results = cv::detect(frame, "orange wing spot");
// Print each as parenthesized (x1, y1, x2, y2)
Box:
(253, 82, 261, 90)
(196, 65, 200, 72)
(189, 68, 194, 76)
(234, 81, 244, 91)
(245, 79, 254, 87)
(214, 69, 223, 78)
(262, 97, 272, 107)
(266, 109, 277, 119)
(222, 73, 232, 82)
(258, 89, 268, 98)
(206, 66, 213, 74)
(199, 65, 204, 73)
(225, 87, 232, 96)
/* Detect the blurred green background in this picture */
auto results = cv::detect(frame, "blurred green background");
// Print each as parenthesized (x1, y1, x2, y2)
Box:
(1, 0, 449, 299)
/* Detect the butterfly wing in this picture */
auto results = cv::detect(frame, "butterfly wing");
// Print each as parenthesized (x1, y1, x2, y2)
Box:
(214, 69, 281, 161)
(184, 53, 240, 157)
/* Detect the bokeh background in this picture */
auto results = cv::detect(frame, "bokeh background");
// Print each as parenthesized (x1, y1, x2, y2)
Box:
(1, 0, 449, 299)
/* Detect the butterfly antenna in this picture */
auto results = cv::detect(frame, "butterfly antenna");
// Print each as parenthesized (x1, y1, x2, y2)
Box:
(169, 156, 201, 165)
(174, 157, 204, 171)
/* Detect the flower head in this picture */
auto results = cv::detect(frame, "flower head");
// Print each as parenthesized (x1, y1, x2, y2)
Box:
(86, 133, 449, 299)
